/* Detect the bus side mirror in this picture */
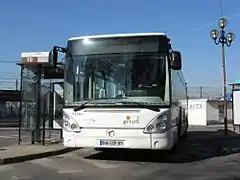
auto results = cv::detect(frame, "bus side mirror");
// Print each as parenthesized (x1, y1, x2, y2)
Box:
(48, 47, 58, 68)
(171, 51, 182, 70)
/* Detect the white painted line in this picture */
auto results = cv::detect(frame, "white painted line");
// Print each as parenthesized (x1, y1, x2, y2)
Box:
(0, 136, 16, 139)
(11, 176, 30, 180)
(81, 148, 95, 152)
(8, 135, 29, 139)
(30, 158, 54, 168)
(57, 169, 83, 174)
(80, 158, 119, 169)
(11, 135, 19, 137)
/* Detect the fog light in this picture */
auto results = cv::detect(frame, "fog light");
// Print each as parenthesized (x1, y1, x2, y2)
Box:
(71, 123, 77, 130)
(64, 120, 70, 127)
(154, 141, 159, 148)
(109, 131, 115, 137)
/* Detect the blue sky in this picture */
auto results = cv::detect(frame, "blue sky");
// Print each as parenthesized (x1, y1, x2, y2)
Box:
(0, 0, 239, 90)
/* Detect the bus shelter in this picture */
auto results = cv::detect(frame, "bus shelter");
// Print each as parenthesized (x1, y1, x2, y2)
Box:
(17, 52, 64, 145)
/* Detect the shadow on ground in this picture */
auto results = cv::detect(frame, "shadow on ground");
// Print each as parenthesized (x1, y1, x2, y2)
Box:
(84, 129, 240, 164)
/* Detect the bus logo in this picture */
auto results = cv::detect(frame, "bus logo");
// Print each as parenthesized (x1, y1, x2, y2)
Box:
(123, 116, 140, 125)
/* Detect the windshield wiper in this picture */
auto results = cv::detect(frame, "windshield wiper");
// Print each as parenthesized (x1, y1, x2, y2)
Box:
(73, 98, 163, 112)
(73, 99, 96, 112)
(73, 97, 127, 112)
(116, 101, 161, 112)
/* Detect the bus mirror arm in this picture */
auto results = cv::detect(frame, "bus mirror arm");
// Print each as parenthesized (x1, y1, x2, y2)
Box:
(48, 46, 68, 68)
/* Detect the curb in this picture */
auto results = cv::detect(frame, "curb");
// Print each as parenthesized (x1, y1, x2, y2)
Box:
(0, 147, 79, 165)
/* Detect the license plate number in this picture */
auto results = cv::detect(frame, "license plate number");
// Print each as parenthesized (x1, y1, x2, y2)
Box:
(99, 140, 124, 147)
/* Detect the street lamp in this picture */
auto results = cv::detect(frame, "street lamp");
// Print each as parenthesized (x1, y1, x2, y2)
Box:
(210, 17, 235, 136)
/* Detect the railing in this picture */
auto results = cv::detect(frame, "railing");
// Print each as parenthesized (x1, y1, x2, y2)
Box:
(188, 86, 226, 99)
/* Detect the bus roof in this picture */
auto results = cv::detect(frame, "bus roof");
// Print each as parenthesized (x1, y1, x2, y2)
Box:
(68, 32, 167, 41)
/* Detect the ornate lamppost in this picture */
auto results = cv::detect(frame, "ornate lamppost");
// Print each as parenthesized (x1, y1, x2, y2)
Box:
(210, 17, 235, 136)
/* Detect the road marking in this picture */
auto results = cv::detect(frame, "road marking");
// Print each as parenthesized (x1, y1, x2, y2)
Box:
(10, 135, 19, 137)
(81, 148, 94, 152)
(11, 135, 29, 138)
(11, 176, 30, 180)
(0, 134, 60, 139)
(57, 169, 83, 174)
(80, 158, 119, 169)
(0, 136, 16, 139)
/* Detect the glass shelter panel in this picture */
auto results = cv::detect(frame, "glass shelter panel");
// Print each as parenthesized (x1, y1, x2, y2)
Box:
(21, 66, 37, 129)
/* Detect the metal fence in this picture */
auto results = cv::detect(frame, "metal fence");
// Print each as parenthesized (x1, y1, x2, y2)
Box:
(187, 86, 228, 100)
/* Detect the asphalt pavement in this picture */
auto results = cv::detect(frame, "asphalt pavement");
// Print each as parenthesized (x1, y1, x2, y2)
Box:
(0, 127, 240, 180)
(0, 130, 21, 147)
(0, 146, 239, 180)
(0, 129, 62, 147)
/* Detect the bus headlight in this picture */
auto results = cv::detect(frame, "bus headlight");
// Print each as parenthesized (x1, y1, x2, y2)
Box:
(63, 120, 70, 127)
(62, 112, 80, 132)
(63, 113, 70, 121)
(156, 121, 166, 130)
(143, 111, 171, 134)
(146, 124, 155, 132)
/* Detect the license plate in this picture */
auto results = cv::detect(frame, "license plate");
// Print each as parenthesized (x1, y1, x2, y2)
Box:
(99, 139, 124, 147)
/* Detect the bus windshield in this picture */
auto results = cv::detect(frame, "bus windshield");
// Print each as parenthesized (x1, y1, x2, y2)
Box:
(64, 35, 170, 106)
(64, 53, 170, 106)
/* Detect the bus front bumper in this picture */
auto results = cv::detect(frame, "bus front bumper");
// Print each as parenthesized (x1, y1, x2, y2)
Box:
(63, 128, 174, 150)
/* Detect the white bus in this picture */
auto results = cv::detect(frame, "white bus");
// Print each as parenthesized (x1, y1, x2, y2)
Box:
(49, 32, 188, 151)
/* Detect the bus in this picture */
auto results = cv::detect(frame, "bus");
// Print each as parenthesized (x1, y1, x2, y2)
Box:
(49, 32, 188, 151)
